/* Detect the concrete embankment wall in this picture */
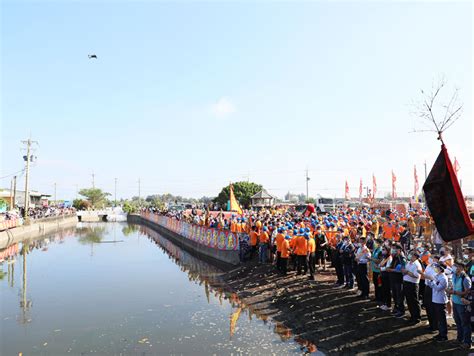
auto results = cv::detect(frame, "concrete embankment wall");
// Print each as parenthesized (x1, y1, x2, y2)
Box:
(128, 214, 240, 270)
(0, 215, 78, 249)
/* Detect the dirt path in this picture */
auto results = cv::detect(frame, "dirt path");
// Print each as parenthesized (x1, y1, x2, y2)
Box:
(223, 262, 469, 355)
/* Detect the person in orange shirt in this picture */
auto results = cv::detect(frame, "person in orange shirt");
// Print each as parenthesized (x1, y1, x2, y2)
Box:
(258, 226, 270, 263)
(274, 227, 286, 272)
(280, 236, 291, 275)
(290, 229, 298, 271)
(249, 226, 259, 259)
(307, 235, 316, 279)
(295, 230, 308, 275)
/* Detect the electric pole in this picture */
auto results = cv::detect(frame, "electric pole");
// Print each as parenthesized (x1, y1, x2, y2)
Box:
(114, 178, 117, 207)
(424, 160, 427, 181)
(91, 171, 95, 188)
(305, 169, 310, 201)
(10, 178, 14, 209)
(21, 138, 38, 220)
(13, 176, 17, 210)
(54, 182, 57, 206)
(138, 178, 141, 207)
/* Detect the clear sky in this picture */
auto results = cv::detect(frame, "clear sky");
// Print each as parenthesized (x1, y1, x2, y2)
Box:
(1, 1, 472, 201)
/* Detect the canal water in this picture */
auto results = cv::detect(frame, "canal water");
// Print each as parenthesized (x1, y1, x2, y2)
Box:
(1, 223, 319, 355)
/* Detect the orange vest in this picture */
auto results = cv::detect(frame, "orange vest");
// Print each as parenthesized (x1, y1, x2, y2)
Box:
(275, 233, 285, 252)
(281, 240, 290, 258)
(295, 236, 308, 256)
(249, 231, 258, 246)
(307, 238, 316, 253)
(259, 231, 269, 244)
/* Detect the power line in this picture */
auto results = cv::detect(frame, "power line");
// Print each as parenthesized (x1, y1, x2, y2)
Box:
(0, 168, 26, 180)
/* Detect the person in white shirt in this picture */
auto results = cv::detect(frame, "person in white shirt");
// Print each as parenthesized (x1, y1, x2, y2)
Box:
(425, 262, 449, 342)
(402, 251, 423, 323)
(423, 255, 440, 331)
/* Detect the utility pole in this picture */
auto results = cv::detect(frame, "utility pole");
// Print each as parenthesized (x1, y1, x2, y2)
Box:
(114, 178, 117, 207)
(54, 182, 57, 206)
(305, 169, 310, 201)
(10, 178, 14, 209)
(91, 171, 95, 188)
(21, 138, 38, 220)
(12, 176, 17, 210)
(424, 160, 427, 181)
(138, 178, 141, 207)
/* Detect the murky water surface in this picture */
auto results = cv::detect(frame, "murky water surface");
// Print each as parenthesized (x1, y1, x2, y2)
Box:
(1, 223, 319, 355)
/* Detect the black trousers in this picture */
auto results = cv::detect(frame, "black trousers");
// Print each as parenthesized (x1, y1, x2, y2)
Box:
(433, 302, 448, 338)
(372, 271, 383, 303)
(290, 254, 297, 271)
(308, 252, 316, 276)
(334, 258, 344, 284)
(358, 264, 369, 297)
(381, 272, 391, 307)
(296, 255, 308, 275)
(389, 274, 404, 313)
(281, 257, 288, 275)
(354, 263, 362, 291)
(403, 281, 421, 320)
(424, 286, 437, 329)
(276, 251, 282, 271)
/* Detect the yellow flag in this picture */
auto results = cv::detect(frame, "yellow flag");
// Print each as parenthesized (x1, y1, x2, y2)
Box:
(229, 307, 242, 338)
(229, 184, 243, 214)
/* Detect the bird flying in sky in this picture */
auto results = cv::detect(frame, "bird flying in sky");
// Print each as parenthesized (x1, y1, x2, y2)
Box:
(88, 54, 97, 59)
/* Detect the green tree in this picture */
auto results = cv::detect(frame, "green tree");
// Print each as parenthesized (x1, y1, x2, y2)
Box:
(214, 181, 263, 208)
(78, 188, 111, 209)
(73, 199, 91, 210)
(122, 200, 138, 214)
(0, 198, 7, 211)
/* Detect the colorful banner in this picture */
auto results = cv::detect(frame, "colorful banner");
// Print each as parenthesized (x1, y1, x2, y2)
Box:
(0, 219, 18, 231)
(141, 212, 240, 251)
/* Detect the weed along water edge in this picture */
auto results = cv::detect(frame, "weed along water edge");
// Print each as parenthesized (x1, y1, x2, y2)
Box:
(0, 222, 320, 355)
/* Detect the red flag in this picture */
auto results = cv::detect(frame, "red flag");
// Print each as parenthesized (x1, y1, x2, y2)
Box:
(372, 174, 377, 199)
(359, 179, 363, 199)
(392, 170, 397, 199)
(454, 157, 460, 176)
(423, 145, 474, 241)
(414, 165, 419, 199)
(345, 180, 350, 200)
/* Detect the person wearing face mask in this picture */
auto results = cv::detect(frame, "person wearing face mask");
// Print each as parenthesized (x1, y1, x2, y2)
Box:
(355, 236, 371, 299)
(386, 243, 406, 318)
(447, 260, 472, 350)
(425, 262, 449, 342)
(402, 251, 423, 323)
(371, 238, 384, 306)
(423, 255, 440, 332)
(378, 245, 393, 311)
(341, 236, 355, 290)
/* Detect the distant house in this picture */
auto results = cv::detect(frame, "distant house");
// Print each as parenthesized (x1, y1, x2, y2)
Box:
(0, 188, 50, 209)
(251, 189, 275, 207)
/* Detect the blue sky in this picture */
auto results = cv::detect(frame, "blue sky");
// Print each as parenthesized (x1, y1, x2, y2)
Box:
(1, 1, 472, 200)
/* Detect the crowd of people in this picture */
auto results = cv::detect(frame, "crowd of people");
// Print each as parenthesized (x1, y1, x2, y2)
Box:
(0, 206, 76, 230)
(151, 204, 474, 350)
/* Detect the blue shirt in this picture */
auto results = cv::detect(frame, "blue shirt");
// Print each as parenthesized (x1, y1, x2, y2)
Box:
(371, 247, 382, 272)
(452, 273, 472, 305)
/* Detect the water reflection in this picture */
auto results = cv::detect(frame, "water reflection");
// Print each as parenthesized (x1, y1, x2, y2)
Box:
(1, 224, 321, 355)
(138, 225, 319, 353)
(0, 226, 77, 326)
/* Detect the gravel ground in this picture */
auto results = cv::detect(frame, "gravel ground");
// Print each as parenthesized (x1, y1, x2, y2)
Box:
(222, 262, 471, 355)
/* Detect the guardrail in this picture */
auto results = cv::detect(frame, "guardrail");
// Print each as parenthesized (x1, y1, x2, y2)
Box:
(141, 212, 240, 251)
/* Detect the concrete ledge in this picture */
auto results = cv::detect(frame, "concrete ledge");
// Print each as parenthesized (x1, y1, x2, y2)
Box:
(0, 215, 78, 249)
(128, 214, 240, 270)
